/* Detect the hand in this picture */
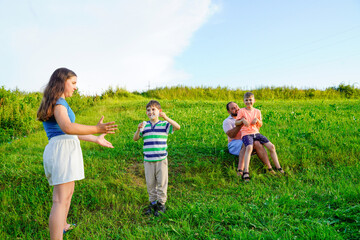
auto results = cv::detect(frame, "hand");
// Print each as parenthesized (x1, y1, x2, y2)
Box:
(235, 119, 243, 126)
(96, 134, 114, 148)
(159, 112, 167, 119)
(97, 116, 117, 134)
(243, 119, 249, 127)
(251, 117, 258, 125)
(138, 122, 145, 129)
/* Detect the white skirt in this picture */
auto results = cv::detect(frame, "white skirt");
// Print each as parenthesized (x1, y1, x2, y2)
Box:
(43, 134, 85, 186)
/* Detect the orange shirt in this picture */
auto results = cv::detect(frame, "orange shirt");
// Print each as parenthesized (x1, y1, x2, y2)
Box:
(237, 107, 262, 136)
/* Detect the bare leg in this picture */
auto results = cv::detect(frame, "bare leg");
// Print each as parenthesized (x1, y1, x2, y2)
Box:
(63, 182, 75, 231)
(243, 145, 253, 175)
(237, 145, 245, 176)
(49, 182, 75, 240)
(263, 142, 284, 173)
(253, 141, 272, 169)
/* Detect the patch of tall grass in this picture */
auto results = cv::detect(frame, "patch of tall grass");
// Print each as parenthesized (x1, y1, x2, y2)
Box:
(100, 86, 143, 100)
(142, 84, 360, 100)
(0, 87, 42, 143)
(0, 87, 99, 143)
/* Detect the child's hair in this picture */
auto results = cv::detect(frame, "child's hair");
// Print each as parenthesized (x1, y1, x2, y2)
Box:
(146, 100, 161, 110)
(226, 101, 235, 111)
(244, 92, 254, 99)
(37, 68, 77, 122)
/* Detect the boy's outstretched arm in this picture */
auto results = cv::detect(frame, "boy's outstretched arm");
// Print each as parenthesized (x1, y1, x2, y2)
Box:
(133, 122, 144, 141)
(159, 112, 180, 131)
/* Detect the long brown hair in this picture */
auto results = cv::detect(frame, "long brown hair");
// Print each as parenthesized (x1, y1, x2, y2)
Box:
(37, 68, 77, 121)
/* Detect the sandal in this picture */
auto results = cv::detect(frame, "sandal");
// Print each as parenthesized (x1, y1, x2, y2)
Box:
(242, 172, 250, 182)
(237, 169, 243, 176)
(267, 168, 276, 175)
(63, 223, 76, 234)
(276, 168, 285, 174)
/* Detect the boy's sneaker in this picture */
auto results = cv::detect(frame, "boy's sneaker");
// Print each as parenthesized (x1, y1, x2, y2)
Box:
(154, 202, 166, 217)
(144, 202, 156, 216)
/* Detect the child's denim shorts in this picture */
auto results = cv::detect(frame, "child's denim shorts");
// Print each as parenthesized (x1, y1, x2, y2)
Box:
(242, 133, 269, 147)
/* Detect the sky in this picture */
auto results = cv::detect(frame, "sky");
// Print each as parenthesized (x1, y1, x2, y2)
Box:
(1, 0, 360, 95)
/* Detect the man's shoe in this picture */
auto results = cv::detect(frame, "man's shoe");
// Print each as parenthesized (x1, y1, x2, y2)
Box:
(144, 202, 156, 216)
(154, 202, 166, 217)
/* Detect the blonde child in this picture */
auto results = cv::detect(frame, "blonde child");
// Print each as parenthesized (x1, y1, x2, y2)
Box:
(237, 92, 284, 181)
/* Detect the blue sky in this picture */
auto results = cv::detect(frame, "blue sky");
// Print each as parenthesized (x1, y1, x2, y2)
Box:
(1, 0, 359, 94)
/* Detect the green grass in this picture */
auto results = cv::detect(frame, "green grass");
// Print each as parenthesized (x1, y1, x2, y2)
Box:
(1, 98, 360, 239)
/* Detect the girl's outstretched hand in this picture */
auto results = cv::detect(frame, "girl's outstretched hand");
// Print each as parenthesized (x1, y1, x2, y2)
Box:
(96, 134, 114, 148)
(97, 116, 118, 134)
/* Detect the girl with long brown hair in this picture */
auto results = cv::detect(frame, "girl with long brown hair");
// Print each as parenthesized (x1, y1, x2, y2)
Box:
(37, 67, 117, 239)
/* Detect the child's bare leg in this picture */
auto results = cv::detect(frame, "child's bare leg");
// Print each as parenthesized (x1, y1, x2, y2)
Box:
(242, 145, 253, 181)
(263, 142, 284, 173)
(243, 145, 253, 173)
(253, 141, 272, 169)
(63, 182, 75, 231)
(49, 182, 74, 240)
(237, 145, 245, 176)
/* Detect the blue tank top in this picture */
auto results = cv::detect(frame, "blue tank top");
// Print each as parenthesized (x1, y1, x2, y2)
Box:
(43, 98, 75, 140)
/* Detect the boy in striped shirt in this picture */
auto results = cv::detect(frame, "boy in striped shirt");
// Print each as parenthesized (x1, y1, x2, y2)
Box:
(133, 100, 181, 216)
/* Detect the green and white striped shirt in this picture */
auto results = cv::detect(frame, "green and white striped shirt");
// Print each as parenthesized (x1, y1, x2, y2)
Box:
(140, 121, 174, 161)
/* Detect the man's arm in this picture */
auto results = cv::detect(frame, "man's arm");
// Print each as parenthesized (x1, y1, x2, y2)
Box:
(225, 119, 243, 138)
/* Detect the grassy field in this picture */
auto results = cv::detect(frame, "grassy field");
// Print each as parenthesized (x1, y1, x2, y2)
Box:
(1, 98, 360, 239)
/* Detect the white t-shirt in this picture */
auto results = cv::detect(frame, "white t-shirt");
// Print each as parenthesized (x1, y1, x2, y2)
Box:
(222, 115, 242, 143)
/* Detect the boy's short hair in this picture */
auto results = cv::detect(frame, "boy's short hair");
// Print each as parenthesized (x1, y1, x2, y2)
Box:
(244, 92, 254, 99)
(146, 100, 161, 109)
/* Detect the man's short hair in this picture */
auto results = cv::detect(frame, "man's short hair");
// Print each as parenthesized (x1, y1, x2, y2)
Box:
(244, 92, 254, 99)
(146, 100, 161, 109)
(226, 101, 235, 111)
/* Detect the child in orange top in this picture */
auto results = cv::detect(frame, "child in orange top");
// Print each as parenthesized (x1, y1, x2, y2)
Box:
(237, 92, 284, 181)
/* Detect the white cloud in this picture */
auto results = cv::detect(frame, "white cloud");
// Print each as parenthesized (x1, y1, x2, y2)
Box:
(1, 0, 218, 94)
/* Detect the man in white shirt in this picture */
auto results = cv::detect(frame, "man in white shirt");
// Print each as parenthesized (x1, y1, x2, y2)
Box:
(223, 102, 275, 176)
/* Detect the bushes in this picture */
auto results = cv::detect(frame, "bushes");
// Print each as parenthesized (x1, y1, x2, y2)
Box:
(336, 84, 359, 99)
(0, 87, 99, 143)
(0, 87, 42, 143)
(67, 90, 99, 113)
(141, 84, 359, 100)
(100, 87, 142, 100)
